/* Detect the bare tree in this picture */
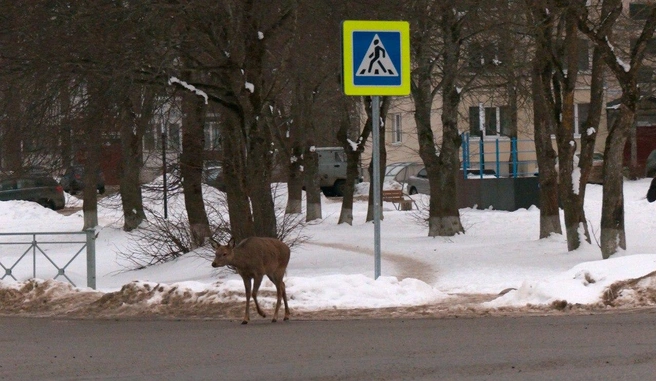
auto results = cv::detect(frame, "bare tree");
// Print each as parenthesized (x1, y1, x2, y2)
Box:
(118, 87, 157, 232)
(80, 80, 109, 230)
(180, 79, 211, 248)
(336, 97, 366, 225)
(160, 0, 296, 241)
(406, 0, 478, 236)
(555, 4, 586, 249)
(574, 0, 656, 258)
(526, 3, 564, 238)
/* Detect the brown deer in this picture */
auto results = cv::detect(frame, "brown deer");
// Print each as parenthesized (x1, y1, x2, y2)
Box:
(210, 237, 291, 324)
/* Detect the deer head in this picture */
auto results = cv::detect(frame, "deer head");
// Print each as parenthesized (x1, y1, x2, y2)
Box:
(210, 237, 236, 268)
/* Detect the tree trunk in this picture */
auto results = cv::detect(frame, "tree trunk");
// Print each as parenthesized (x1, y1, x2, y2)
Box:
(286, 82, 309, 216)
(82, 82, 106, 231)
(247, 119, 277, 238)
(119, 122, 146, 231)
(337, 98, 365, 225)
(285, 141, 303, 215)
(600, 102, 634, 258)
(221, 110, 254, 243)
(432, 78, 464, 237)
(304, 141, 322, 222)
(366, 97, 389, 223)
(118, 90, 152, 232)
(338, 150, 358, 225)
(576, 45, 605, 243)
(558, 10, 586, 251)
(573, 0, 656, 258)
(365, 145, 386, 222)
(411, 9, 464, 237)
(180, 91, 210, 248)
(529, 5, 561, 239)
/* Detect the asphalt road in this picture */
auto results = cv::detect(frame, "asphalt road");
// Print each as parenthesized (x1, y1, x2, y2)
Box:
(2, 310, 656, 380)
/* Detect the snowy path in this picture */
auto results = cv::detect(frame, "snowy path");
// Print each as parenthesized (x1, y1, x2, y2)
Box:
(309, 241, 438, 284)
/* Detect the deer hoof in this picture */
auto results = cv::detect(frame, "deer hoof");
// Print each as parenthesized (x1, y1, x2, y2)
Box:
(283, 317, 289, 321)
(241, 320, 248, 325)
(271, 318, 277, 323)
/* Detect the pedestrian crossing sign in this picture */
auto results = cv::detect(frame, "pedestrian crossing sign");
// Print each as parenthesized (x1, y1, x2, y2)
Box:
(342, 20, 410, 96)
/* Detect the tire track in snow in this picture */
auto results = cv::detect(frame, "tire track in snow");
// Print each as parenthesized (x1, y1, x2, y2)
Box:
(308, 242, 437, 284)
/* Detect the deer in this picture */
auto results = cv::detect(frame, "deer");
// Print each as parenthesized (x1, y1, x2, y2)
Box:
(210, 236, 291, 324)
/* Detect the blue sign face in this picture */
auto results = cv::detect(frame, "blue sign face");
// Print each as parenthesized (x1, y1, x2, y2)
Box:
(352, 31, 402, 87)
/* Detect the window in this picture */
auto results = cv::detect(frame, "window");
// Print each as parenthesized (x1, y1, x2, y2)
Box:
(562, 38, 590, 71)
(467, 42, 504, 69)
(574, 103, 590, 136)
(391, 113, 402, 143)
(630, 37, 656, 56)
(577, 38, 590, 71)
(469, 105, 512, 138)
(167, 123, 181, 150)
(16, 179, 36, 189)
(204, 119, 221, 150)
(144, 125, 156, 151)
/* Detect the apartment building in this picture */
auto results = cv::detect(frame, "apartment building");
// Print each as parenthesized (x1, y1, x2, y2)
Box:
(378, 1, 656, 178)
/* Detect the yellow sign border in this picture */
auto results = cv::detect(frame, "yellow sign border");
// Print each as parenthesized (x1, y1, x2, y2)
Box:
(342, 20, 410, 96)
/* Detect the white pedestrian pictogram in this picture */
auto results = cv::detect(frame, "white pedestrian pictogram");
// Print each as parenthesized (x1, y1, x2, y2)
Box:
(356, 34, 398, 77)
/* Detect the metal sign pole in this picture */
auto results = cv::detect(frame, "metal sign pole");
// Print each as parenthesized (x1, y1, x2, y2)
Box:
(342, 20, 410, 280)
(161, 132, 168, 219)
(372, 96, 381, 279)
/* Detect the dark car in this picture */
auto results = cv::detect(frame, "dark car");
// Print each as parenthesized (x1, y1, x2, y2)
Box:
(0, 175, 66, 210)
(60, 165, 106, 195)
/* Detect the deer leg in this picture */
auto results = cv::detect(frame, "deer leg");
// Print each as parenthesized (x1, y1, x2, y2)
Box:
(281, 280, 290, 321)
(241, 277, 252, 324)
(271, 280, 283, 323)
(251, 275, 266, 318)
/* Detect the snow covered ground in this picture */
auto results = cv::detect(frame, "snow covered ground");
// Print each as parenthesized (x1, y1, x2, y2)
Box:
(1, 178, 656, 320)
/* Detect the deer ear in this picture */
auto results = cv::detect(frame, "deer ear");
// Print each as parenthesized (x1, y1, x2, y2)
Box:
(228, 237, 236, 248)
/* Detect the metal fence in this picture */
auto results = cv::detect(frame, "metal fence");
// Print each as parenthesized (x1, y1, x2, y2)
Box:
(461, 134, 538, 178)
(0, 230, 96, 289)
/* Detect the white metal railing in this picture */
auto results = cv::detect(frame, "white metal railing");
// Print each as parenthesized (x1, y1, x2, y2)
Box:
(0, 230, 96, 289)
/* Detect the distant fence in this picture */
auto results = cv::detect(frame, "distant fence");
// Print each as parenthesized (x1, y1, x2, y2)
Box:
(0, 230, 96, 289)
(461, 134, 538, 179)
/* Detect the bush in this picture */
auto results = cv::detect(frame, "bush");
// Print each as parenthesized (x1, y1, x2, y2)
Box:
(119, 185, 308, 269)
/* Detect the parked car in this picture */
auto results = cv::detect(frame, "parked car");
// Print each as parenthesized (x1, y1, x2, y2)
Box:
(0, 174, 66, 210)
(407, 168, 429, 195)
(384, 162, 423, 188)
(316, 147, 363, 197)
(60, 165, 106, 195)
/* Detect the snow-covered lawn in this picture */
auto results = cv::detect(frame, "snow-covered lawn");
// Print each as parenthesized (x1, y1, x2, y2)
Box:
(1, 178, 656, 319)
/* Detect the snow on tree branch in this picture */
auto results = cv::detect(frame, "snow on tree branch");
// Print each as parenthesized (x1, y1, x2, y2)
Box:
(605, 37, 630, 72)
(168, 77, 208, 104)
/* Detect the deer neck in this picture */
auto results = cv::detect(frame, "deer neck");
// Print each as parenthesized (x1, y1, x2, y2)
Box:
(228, 251, 248, 269)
